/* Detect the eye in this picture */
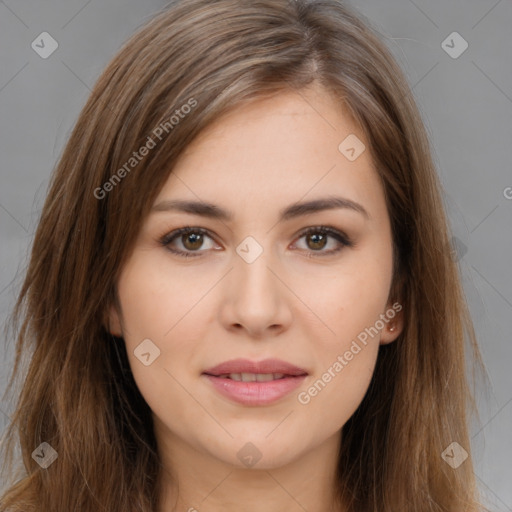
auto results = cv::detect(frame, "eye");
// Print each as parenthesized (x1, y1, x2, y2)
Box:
(160, 227, 219, 258)
(159, 225, 353, 258)
(292, 226, 353, 257)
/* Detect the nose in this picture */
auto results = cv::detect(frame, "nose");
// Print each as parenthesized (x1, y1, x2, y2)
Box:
(219, 244, 293, 338)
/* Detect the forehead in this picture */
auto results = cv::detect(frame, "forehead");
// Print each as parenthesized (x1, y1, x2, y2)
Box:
(154, 86, 385, 221)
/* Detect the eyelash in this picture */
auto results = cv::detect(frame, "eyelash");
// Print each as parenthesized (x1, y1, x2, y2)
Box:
(159, 225, 354, 259)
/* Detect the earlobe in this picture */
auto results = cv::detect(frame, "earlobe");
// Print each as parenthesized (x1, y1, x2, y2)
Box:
(106, 303, 123, 337)
(379, 308, 404, 345)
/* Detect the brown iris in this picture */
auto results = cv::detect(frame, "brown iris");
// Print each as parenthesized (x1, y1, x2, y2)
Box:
(182, 232, 204, 250)
(306, 232, 328, 250)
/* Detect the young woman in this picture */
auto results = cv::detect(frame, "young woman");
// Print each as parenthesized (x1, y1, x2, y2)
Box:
(0, 0, 488, 510)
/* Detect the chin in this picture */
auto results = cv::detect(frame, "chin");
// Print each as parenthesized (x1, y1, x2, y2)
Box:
(212, 435, 306, 470)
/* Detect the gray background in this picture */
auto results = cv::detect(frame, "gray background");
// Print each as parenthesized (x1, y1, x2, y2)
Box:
(0, 0, 511, 508)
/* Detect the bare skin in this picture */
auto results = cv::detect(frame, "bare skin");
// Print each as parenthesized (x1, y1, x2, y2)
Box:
(109, 83, 403, 512)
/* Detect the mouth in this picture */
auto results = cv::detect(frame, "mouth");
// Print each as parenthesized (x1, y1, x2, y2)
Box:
(202, 359, 308, 406)
(207, 372, 300, 382)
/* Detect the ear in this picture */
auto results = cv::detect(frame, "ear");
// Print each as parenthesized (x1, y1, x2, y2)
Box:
(379, 302, 404, 345)
(106, 302, 123, 337)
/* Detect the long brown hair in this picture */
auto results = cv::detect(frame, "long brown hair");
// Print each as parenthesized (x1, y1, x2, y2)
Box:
(1, 1, 488, 510)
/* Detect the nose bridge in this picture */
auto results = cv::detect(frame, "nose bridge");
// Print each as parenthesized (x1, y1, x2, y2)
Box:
(234, 236, 279, 306)
(221, 234, 291, 335)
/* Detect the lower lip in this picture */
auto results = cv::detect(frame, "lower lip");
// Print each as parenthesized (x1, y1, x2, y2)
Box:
(203, 374, 307, 406)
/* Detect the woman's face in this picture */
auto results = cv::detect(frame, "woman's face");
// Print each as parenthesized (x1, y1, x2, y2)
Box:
(109, 84, 402, 471)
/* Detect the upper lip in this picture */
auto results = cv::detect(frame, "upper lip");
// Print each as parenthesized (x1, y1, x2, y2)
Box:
(203, 358, 308, 376)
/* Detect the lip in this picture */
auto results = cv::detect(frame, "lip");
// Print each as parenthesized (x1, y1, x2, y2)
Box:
(203, 358, 308, 376)
(202, 358, 308, 406)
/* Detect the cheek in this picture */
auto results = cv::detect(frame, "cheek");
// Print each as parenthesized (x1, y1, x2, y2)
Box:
(299, 251, 393, 350)
(115, 268, 205, 437)
(297, 295, 382, 433)
(293, 247, 391, 420)
(115, 251, 219, 404)
(116, 251, 211, 345)
(304, 350, 378, 435)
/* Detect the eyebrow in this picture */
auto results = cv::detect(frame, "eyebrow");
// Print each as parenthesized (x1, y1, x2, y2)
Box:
(151, 196, 370, 221)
